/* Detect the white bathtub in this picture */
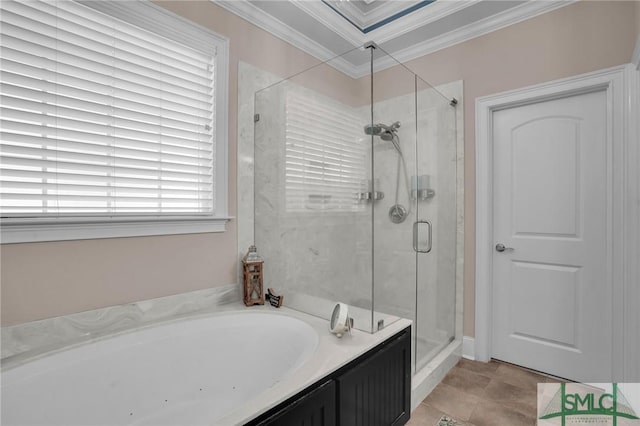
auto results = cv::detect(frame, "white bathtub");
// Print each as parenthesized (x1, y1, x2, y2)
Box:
(1, 312, 318, 426)
(1, 305, 412, 425)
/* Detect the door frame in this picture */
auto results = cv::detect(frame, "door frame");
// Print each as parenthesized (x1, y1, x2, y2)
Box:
(474, 64, 638, 381)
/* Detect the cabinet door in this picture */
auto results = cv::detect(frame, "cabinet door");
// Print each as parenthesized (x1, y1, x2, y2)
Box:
(337, 331, 411, 426)
(257, 380, 336, 426)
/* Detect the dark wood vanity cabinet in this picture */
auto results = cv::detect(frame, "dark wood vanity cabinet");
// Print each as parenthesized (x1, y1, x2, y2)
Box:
(248, 327, 411, 426)
(253, 380, 337, 426)
(337, 328, 411, 426)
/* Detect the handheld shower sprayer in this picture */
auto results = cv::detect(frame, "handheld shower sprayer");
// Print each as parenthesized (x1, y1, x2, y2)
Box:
(362, 120, 411, 223)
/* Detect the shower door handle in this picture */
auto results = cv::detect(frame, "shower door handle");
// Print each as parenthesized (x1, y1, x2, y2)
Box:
(413, 220, 432, 253)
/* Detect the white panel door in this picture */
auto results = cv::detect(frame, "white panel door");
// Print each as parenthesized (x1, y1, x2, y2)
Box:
(491, 89, 612, 382)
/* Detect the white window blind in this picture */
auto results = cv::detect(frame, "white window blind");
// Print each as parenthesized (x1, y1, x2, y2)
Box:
(285, 90, 366, 212)
(0, 0, 224, 221)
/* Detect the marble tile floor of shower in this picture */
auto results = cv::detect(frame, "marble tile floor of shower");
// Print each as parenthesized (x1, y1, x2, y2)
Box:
(408, 358, 561, 426)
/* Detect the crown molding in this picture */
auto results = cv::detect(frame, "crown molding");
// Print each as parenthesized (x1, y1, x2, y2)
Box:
(366, 0, 480, 44)
(291, 1, 363, 45)
(215, 0, 358, 77)
(330, 0, 425, 29)
(361, 0, 423, 22)
(351, 0, 577, 78)
(294, 0, 479, 46)
(216, 0, 578, 80)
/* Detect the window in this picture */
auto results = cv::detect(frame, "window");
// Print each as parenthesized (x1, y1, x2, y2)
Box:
(0, 0, 229, 243)
(285, 90, 366, 213)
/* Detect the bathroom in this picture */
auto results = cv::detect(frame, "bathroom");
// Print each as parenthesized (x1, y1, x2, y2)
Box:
(1, 0, 639, 425)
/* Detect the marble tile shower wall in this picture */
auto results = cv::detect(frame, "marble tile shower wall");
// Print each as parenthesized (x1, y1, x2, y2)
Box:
(237, 63, 283, 284)
(253, 82, 372, 312)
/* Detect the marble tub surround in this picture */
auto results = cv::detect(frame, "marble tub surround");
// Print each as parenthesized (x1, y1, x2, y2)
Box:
(1, 284, 239, 362)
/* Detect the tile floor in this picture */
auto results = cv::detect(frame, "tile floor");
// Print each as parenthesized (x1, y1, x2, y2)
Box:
(408, 359, 562, 426)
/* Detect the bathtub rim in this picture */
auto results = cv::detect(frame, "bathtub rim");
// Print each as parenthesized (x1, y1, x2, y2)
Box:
(1, 307, 317, 372)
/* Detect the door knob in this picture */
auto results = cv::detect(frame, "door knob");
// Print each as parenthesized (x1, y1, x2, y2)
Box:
(495, 243, 514, 252)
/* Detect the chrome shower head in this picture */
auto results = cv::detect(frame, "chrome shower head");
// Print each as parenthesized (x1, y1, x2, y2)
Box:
(380, 131, 394, 141)
(364, 121, 400, 139)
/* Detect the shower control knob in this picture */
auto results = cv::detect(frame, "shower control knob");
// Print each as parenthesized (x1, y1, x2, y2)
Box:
(495, 243, 514, 252)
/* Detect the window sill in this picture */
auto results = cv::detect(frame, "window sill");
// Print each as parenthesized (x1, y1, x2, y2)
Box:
(0, 217, 233, 244)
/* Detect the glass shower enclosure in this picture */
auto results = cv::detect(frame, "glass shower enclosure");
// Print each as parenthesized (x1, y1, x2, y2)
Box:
(253, 44, 458, 373)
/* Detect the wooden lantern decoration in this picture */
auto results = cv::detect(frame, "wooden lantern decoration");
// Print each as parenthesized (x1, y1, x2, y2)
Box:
(242, 245, 264, 306)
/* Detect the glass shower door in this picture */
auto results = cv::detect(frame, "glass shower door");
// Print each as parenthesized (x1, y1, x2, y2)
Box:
(367, 47, 458, 372)
(414, 78, 458, 371)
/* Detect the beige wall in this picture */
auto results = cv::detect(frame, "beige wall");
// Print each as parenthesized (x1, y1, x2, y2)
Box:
(391, 0, 635, 336)
(0, 1, 354, 326)
(636, 0, 640, 43)
(1, 1, 636, 330)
